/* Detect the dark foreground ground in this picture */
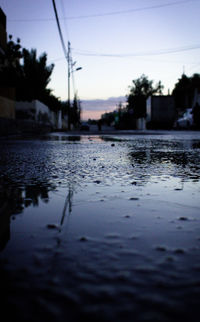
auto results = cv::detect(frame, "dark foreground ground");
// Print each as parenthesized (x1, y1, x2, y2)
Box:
(0, 131, 200, 322)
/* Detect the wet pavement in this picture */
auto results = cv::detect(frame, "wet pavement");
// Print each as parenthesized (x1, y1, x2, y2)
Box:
(0, 131, 200, 321)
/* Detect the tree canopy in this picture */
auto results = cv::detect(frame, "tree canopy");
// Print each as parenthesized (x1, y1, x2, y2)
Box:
(0, 35, 22, 86)
(127, 74, 163, 118)
(0, 36, 62, 111)
(128, 74, 163, 97)
(172, 73, 200, 111)
(16, 48, 54, 102)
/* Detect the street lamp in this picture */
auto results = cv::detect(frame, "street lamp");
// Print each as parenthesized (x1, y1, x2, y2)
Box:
(75, 67, 82, 72)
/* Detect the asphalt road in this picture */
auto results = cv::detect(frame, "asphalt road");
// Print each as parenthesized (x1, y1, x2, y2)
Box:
(0, 131, 200, 322)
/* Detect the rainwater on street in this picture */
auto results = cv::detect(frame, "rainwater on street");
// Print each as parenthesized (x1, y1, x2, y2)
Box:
(0, 131, 200, 322)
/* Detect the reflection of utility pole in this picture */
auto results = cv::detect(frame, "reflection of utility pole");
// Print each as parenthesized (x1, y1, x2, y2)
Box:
(60, 187, 73, 227)
(68, 41, 71, 131)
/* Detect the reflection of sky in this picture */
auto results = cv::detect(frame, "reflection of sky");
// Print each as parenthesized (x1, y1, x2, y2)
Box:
(0, 134, 200, 220)
(1, 134, 200, 189)
(145, 175, 200, 208)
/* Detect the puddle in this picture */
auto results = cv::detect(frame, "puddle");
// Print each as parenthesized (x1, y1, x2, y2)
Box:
(0, 133, 200, 321)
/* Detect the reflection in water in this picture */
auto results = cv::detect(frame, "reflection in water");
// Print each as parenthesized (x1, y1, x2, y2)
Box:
(33, 134, 82, 142)
(0, 176, 57, 251)
(24, 184, 50, 206)
(127, 138, 200, 183)
(0, 178, 23, 250)
(0, 135, 200, 248)
(0, 134, 200, 321)
(47, 135, 81, 142)
(60, 187, 73, 227)
(0, 135, 200, 251)
(0, 179, 75, 251)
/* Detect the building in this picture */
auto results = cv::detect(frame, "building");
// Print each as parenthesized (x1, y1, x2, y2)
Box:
(146, 96, 176, 129)
(192, 88, 200, 107)
(0, 8, 6, 54)
(0, 8, 16, 121)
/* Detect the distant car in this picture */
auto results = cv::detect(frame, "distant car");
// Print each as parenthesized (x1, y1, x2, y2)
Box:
(80, 122, 90, 131)
(176, 108, 193, 129)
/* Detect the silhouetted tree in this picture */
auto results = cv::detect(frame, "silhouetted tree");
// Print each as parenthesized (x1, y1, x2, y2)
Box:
(16, 48, 54, 101)
(172, 74, 192, 112)
(127, 74, 163, 118)
(101, 111, 115, 126)
(172, 73, 200, 113)
(71, 94, 81, 128)
(191, 73, 200, 89)
(41, 88, 62, 112)
(0, 35, 62, 112)
(0, 35, 23, 86)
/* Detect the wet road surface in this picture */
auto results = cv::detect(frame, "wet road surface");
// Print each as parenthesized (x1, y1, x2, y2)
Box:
(0, 131, 200, 321)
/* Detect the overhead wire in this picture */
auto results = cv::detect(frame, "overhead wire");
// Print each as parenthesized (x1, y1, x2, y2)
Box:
(59, 0, 78, 98)
(61, 0, 199, 20)
(59, 0, 70, 42)
(72, 44, 200, 58)
(51, 0, 68, 60)
(9, 0, 198, 22)
(49, 43, 200, 66)
(51, 0, 81, 103)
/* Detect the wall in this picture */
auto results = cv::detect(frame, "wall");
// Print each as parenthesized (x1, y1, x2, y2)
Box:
(15, 100, 50, 124)
(35, 100, 49, 121)
(62, 114, 68, 130)
(50, 110, 62, 129)
(15, 101, 36, 121)
(146, 97, 151, 122)
(0, 95, 15, 119)
(136, 118, 146, 130)
(15, 100, 64, 130)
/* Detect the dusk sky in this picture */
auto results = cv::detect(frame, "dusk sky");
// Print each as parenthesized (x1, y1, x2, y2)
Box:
(1, 0, 200, 119)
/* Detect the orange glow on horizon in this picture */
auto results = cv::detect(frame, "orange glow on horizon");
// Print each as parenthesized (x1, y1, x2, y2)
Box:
(81, 110, 104, 121)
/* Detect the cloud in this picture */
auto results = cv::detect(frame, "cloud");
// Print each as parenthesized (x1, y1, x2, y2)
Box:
(81, 96, 126, 111)
(80, 96, 126, 120)
(81, 110, 104, 121)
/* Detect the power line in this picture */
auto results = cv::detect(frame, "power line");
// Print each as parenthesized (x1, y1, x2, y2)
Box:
(51, 0, 68, 59)
(51, 0, 71, 130)
(9, 0, 198, 22)
(51, 0, 82, 130)
(62, 0, 199, 20)
(49, 43, 200, 64)
(73, 44, 200, 58)
(60, 0, 70, 41)
(49, 55, 199, 66)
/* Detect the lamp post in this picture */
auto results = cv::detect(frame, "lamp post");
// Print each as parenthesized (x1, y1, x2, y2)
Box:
(67, 42, 71, 131)
(67, 42, 82, 131)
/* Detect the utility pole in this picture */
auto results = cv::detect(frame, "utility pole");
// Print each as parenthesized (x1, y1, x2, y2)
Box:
(67, 41, 71, 131)
(67, 42, 82, 131)
(52, 0, 71, 130)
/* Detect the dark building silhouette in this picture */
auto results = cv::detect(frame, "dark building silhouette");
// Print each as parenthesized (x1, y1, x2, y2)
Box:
(146, 95, 176, 129)
(0, 8, 6, 53)
(0, 8, 16, 124)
